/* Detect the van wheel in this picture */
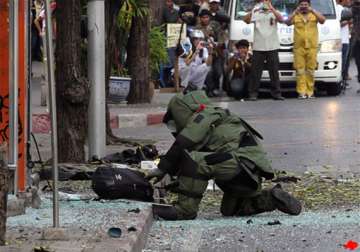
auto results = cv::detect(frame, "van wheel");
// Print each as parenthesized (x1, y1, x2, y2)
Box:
(327, 82, 342, 96)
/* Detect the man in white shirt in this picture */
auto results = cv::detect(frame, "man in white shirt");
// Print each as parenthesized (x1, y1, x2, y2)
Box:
(244, 0, 285, 100)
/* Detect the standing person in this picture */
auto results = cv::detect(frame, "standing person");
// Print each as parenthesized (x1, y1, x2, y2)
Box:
(31, 0, 42, 61)
(337, 0, 352, 82)
(209, 0, 231, 24)
(205, 0, 231, 96)
(287, 0, 325, 99)
(226, 40, 252, 99)
(160, 0, 180, 88)
(244, 0, 285, 101)
(162, 0, 180, 24)
(351, 0, 360, 87)
(194, 0, 210, 15)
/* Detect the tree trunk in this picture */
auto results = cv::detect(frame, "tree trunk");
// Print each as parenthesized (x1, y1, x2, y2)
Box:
(127, 1, 151, 104)
(105, 0, 124, 144)
(0, 143, 8, 245)
(56, 1, 89, 162)
(150, 0, 164, 26)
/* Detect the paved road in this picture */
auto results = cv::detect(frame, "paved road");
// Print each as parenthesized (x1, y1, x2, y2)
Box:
(122, 68, 360, 251)
(144, 208, 360, 252)
(31, 61, 360, 176)
(115, 64, 360, 176)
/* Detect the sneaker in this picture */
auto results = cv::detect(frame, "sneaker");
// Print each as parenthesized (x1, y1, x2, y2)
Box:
(307, 94, 316, 99)
(298, 94, 307, 99)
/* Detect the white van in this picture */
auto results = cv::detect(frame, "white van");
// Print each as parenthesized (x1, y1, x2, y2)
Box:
(223, 0, 342, 95)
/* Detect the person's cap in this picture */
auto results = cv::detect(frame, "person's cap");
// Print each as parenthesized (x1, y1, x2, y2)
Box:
(209, 0, 221, 3)
(199, 9, 211, 17)
(190, 29, 205, 39)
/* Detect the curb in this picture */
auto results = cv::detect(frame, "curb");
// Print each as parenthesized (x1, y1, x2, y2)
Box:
(32, 112, 166, 134)
(3, 204, 154, 252)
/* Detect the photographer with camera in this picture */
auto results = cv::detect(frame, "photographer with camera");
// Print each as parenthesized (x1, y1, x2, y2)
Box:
(195, 9, 225, 97)
(226, 40, 252, 99)
(244, 0, 285, 101)
(178, 29, 214, 91)
(286, 0, 325, 99)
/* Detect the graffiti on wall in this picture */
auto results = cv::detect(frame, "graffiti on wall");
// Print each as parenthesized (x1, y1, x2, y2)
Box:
(0, 0, 27, 191)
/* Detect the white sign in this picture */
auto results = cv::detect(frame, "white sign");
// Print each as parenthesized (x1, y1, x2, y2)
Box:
(167, 23, 187, 48)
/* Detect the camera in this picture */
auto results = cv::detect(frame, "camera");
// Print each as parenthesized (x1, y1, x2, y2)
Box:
(299, 6, 308, 13)
(200, 41, 209, 47)
(259, 2, 270, 11)
(341, 8, 352, 22)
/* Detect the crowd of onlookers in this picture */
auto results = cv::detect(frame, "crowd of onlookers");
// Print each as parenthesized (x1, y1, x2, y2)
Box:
(160, 0, 360, 100)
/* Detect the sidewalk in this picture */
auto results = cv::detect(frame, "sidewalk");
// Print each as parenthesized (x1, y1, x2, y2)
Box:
(4, 197, 153, 252)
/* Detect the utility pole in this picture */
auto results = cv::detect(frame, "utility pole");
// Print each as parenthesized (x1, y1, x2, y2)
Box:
(44, 0, 59, 228)
(88, 0, 106, 160)
(8, 0, 20, 195)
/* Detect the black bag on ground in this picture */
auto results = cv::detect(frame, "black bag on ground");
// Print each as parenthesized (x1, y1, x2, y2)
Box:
(92, 166, 154, 202)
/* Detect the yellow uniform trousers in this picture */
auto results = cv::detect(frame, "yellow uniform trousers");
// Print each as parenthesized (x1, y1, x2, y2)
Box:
(293, 47, 317, 96)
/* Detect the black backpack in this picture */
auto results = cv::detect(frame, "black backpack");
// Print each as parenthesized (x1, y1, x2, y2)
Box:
(92, 166, 154, 202)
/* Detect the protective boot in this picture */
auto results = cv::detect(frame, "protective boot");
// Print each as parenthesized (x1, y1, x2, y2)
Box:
(271, 184, 302, 215)
(235, 184, 301, 216)
(220, 192, 241, 216)
(235, 189, 276, 216)
(152, 204, 178, 220)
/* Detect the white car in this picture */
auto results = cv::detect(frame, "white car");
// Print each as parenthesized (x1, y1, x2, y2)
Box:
(223, 0, 342, 95)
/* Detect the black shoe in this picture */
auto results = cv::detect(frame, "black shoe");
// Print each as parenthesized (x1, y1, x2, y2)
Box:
(271, 184, 302, 215)
(247, 96, 257, 101)
(272, 95, 285, 100)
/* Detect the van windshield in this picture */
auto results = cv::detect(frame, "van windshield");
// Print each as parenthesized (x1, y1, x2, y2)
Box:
(235, 0, 336, 20)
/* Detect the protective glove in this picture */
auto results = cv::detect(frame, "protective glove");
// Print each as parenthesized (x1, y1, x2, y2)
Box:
(145, 168, 166, 184)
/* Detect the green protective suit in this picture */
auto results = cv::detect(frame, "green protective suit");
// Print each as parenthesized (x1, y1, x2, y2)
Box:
(160, 91, 275, 220)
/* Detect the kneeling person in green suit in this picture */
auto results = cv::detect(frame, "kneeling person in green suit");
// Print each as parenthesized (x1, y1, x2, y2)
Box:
(146, 90, 301, 220)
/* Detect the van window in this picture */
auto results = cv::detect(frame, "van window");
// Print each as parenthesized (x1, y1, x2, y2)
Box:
(235, 0, 336, 20)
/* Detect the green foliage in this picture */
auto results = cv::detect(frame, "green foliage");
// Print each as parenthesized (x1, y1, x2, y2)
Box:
(112, 66, 130, 77)
(149, 25, 168, 75)
(118, 0, 149, 31)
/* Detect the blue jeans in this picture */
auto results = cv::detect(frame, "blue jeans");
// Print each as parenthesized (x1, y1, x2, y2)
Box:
(159, 47, 176, 87)
(342, 43, 350, 77)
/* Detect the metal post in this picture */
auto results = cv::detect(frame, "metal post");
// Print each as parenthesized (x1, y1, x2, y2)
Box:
(8, 0, 20, 195)
(87, 0, 106, 160)
(44, 0, 59, 228)
(26, 0, 33, 179)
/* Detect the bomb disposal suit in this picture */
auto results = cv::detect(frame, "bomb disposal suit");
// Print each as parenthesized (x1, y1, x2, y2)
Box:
(149, 91, 301, 220)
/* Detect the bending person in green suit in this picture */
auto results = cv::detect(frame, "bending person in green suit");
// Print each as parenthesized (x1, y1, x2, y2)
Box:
(147, 90, 301, 220)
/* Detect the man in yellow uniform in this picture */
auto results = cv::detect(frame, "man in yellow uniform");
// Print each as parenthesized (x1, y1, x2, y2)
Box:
(287, 0, 325, 99)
